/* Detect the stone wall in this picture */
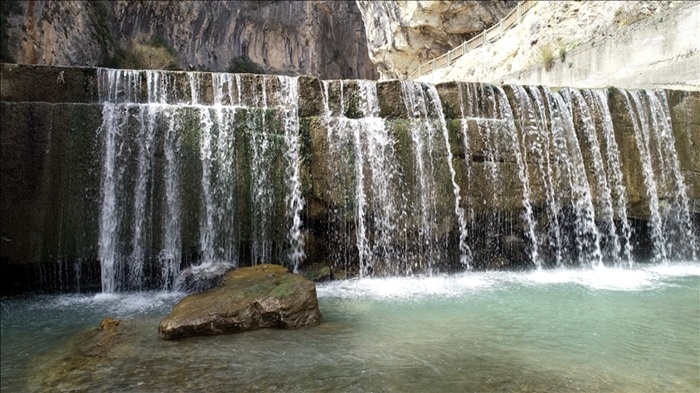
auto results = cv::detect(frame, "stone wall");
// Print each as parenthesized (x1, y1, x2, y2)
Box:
(1, 63, 698, 293)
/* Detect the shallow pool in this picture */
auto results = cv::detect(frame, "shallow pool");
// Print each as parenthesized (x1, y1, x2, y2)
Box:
(2, 263, 699, 392)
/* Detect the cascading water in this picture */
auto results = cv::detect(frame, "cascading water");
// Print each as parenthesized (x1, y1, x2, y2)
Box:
(321, 80, 402, 276)
(94, 68, 697, 291)
(280, 77, 306, 273)
(400, 81, 453, 273)
(96, 69, 307, 292)
(427, 84, 472, 267)
(545, 87, 603, 267)
(621, 89, 697, 262)
(585, 89, 634, 265)
(492, 85, 540, 268)
(508, 85, 564, 266)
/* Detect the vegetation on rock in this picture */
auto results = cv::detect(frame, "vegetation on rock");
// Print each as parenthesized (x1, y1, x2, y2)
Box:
(114, 34, 178, 70)
(228, 55, 265, 74)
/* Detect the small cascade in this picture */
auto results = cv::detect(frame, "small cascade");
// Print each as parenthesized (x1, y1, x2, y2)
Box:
(622, 91, 668, 261)
(322, 80, 401, 276)
(279, 76, 306, 273)
(621, 90, 697, 262)
(456, 84, 476, 256)
(400, 81, 434, 272)
(96, 69, 305, 292)
(98, 69, 140, 293)
(508, 86, 564, 266)
(586, 90, 634, 265)
(426, 84, 472, 267)
(492, 86, 541, 268)
(545, 87, 603, 267)
(567, 89, 622, 265)
(248, 76, 274, 265)
(400, 81, 449, 273)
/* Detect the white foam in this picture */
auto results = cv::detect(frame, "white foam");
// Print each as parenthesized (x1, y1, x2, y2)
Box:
(318, 262, 700, 300)
(41, 291, 185, 317)
(317, 273, 494, 300)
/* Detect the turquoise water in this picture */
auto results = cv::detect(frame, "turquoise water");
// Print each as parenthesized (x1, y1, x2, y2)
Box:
(1, 263, 699, 392)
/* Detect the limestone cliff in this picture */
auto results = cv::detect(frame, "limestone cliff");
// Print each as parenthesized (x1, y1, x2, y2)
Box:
(356, 0, 516, 79)
(0, 0, 378, 79)
(1, 1, 110, 67)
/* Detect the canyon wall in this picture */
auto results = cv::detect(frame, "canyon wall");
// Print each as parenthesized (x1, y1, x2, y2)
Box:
(0, 0, 378, 79)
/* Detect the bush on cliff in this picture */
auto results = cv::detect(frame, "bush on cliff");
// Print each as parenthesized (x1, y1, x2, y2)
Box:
(116, 34, 179, 70)
(228, 55, 265, 74)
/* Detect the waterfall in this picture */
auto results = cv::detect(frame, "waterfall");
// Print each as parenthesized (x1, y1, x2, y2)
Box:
(280, 77, 306, 273)
(621, 90, 697, 262)
(90, 67, 696, 292)
(492, 86, 540, 268)
(546, 88, 603, 267)
(508, 85, 564, 266)
(586, 90, 634, 265)
(400, 81, 446, 273)
(426, 84, 472, 267)
(321, 80, 401, 276)
(96, 69, 307, 292)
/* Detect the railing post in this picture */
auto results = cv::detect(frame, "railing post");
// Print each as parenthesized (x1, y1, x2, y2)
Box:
(517, 2, 521, 22)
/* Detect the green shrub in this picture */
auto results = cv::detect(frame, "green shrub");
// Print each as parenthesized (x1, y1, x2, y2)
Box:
(540, 45, 554, 71)
(117, 34, 178, 70)
(228, 55, 265, 74)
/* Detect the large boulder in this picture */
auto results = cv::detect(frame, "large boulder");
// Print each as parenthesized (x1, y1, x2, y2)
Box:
(159, 264, 322, 340)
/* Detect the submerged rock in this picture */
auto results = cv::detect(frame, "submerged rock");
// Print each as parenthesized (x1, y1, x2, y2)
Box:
(175, 262, 236, 293)
(159, 264, 321, 340)
(98, 317, 120, 330)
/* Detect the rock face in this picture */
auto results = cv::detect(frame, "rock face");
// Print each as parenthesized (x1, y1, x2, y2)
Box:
(0, 1, 377, 79)
(419, 1, 697, 90)
(1, 1, 112, 66)
(356, 0, 516, 79)
(159, 265, 322, 340)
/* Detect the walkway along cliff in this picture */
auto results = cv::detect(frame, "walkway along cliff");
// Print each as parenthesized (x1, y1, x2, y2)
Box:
(1, 64, 698, 293)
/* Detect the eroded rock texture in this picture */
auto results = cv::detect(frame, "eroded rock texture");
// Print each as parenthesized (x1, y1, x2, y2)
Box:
(1, 1, 378, 79)
(356, 0, 516, 79)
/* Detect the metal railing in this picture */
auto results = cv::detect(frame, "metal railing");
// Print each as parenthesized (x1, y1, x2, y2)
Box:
(408, 0, 537, 79)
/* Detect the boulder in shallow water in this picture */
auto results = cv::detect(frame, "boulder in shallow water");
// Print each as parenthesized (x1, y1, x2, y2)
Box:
(175, 262, 236, 293)
(159, 264, 322, 340)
